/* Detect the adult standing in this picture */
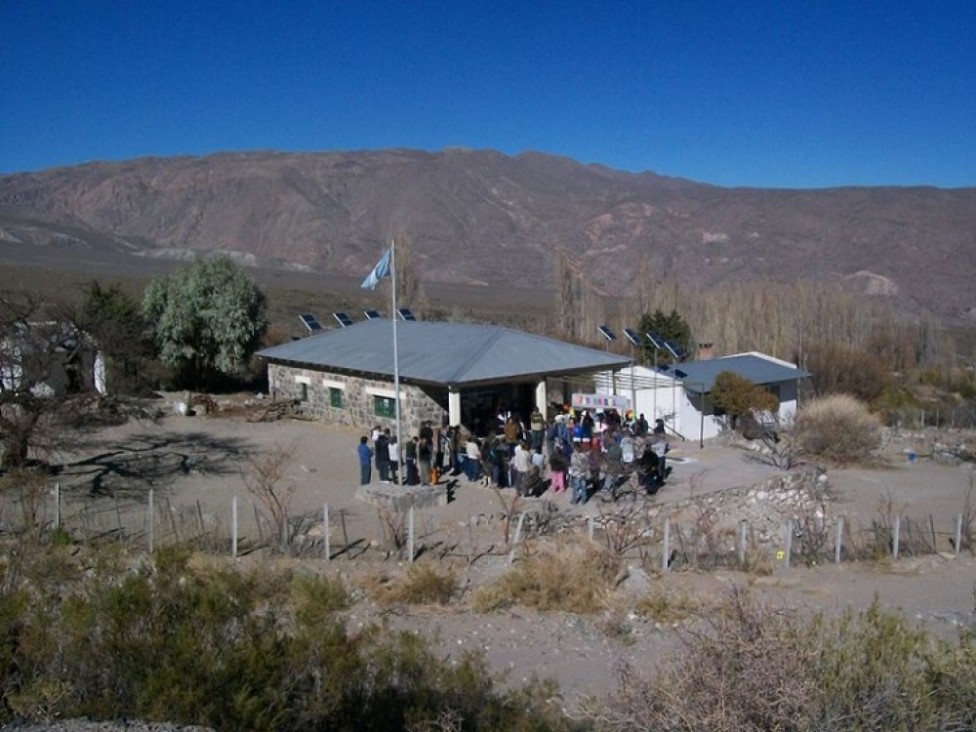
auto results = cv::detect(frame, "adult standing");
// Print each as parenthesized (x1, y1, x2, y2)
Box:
(375, 429, 390, 482)
(529, 407, 546, 452)
(357, 436, 373, 485)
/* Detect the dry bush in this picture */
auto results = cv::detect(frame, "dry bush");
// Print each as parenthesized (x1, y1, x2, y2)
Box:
(634, 588, 700, 624)
(583, 588, 976, 732)
(239, 441, 298, 551)
(379, 563, 458, 606)
(470, 540, 620, 614)
(794, 394, 882, 465)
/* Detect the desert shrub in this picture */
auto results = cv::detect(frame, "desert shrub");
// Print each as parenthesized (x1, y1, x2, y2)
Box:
(794, 394, 881, 465)
(471, 541, 619, 614)
(584, 588, 976, 732)
(0, 544, 573, 731)
(363, 563, 458, 606)
(633, 588, 700, 624)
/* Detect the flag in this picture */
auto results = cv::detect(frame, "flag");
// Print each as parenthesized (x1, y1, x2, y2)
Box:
(361, 248, 392, 289)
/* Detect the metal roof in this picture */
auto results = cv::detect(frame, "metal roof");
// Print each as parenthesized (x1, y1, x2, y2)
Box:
(258, 320, 632, 386)
(662, 353, 810, 394)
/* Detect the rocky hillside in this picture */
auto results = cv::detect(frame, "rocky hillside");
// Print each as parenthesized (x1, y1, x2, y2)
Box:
(1, 149, 974, 318)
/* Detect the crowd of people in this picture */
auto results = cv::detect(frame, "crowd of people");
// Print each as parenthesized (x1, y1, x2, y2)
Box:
(357, 405, 673, 504)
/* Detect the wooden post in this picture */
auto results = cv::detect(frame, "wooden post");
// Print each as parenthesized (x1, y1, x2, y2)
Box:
(784, 519, 793, 568)
(834, 516, 844, 564)
(147, 489, 154, 554)
(662, 520, 670, 572)
(324, 502, 331, 562)
(407, 506, 415, 563)
(892, 515, 901, 560)
(54, 482, 60, 529)
(955, 514, 964, 557)
(232, 495, 238, 558)
(737, 519, 748, 565)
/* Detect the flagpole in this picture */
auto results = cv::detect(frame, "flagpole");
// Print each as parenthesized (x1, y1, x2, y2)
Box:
(391, 239, 404, 485)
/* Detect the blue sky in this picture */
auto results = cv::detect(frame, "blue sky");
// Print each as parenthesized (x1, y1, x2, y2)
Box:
(2, 1, 974, 188)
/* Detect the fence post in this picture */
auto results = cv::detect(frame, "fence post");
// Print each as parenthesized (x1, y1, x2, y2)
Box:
(324, 502, 331, 562)
(588, 515, 594, 542)
(834, 516, 844, 564)
(892, 515, 901, 560)
(955, 513, 964, 557)
(232, 495, 238, 558)
(407, 506, 415, 563)
(54, 482, 60, 529)
(737, 519, 748, 565)
(661, 520, 670, 573)
(784, 519, 793, 568)
(509, 512, 526, 564)
(147, 489, 154, 554)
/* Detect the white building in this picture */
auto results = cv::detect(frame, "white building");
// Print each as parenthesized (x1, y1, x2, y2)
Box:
(598, 352, 809, 444)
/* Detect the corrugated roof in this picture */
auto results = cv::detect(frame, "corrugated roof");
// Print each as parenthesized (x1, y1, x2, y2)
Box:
(257, 320, 632, 386)
(663, 354, 810, 394)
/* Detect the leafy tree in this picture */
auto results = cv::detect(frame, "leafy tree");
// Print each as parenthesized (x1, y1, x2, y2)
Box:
(710, 370, 780, 430)
(636, 308, 693, 364)
(143, 257, 268, 389)
(74, 282, 153, 394)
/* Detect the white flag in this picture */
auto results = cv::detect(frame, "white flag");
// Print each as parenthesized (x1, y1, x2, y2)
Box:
(360, 248, 392, 289)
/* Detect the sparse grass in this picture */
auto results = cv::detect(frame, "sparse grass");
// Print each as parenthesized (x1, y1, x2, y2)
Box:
(470, 540, 620, 614)
(634, 588, 701, 624)
(361, 563, 458, 606)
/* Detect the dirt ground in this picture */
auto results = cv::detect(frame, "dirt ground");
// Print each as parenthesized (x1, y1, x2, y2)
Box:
(26, 397, 976, 700)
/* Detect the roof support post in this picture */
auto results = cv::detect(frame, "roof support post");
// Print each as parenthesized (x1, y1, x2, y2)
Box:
(448, 387, 461, 428)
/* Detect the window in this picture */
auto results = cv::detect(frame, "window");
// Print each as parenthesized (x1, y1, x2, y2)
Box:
(374, 395, 396, 418)
(298, 382, 309, 402)
(329, 387, 343, 408)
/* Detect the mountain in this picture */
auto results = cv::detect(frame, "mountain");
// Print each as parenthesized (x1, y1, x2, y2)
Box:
(1, 149, 974, 319)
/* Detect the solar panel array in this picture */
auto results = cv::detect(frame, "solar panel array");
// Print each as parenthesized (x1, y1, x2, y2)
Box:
(332, 312, 354, 328)
(299, 313, 322, 332)
(597, 324, 616, 342)
(363, 309, 382, 320)
(397, 308, 417, 321)
(623, 327, 643, 347)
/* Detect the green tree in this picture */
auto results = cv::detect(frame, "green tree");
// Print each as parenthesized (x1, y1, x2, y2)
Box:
(143, 258, 267, 389)
(636, 308, 693, 364)
(75, 282, 153, 394)
(710, 370, 780, 432)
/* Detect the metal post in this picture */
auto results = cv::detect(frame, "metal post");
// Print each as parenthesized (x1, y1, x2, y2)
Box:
(738, 519, 748, 565)
(324, 502, 331, 562)
(232, 495, 238, 558)
(835, 516, 844, 564)
(662, 520, 670, 572)
(407, 506, 415, 562)
(588, 515, 594, 542)
(147, 488, 154, 554)
(892, 515, 901, 560)
(54, 482, 60, 529)
(509, 512, 526, 564)
(784, 519, 793, 568)
(955, 513, 964, 557)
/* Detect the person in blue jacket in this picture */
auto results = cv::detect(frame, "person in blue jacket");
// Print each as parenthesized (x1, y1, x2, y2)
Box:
(357, 436, 373, 485)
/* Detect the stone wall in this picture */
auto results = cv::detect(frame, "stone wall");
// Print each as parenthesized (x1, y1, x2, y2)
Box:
(267, 363, 447, 437)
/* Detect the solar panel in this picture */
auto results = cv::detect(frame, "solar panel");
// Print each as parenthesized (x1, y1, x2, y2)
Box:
(332, 312, 354, 328)
(623, 328, 643, 347)
(663, 339, 687, 361)
(397, 308, 417, 321)
(363, 309, 382, 320)
(645, 331, 666, 350)
(299, 313, 322, 332)
(597, 324, 616, 342)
